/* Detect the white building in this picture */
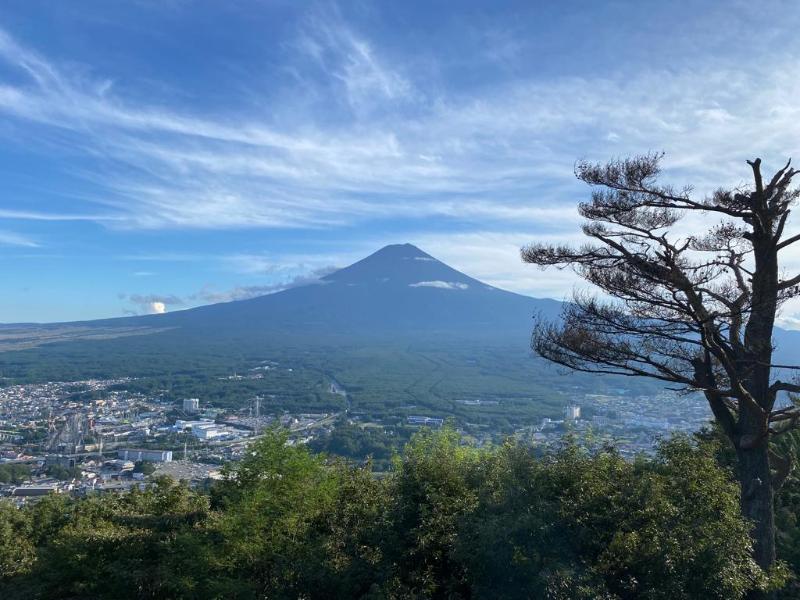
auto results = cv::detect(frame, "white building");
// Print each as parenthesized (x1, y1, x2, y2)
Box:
(192, 425, 226, 440)
(183, 398, 200, 413)
(119, 448, 173, 463)
(174, 419, 214, 431)
(564, 404, 581, 421)
(173, 419, 228, 440)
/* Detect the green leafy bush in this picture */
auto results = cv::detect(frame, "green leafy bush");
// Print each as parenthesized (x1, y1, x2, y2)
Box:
(0, 428, 786, 599)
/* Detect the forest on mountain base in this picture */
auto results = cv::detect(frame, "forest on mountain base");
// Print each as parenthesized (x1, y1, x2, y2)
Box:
(1, 427, 799, 599)
(0, 336, 656, 432)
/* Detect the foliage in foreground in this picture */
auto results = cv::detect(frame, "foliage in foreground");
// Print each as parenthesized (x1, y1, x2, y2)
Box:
(0, 429, 788, 599)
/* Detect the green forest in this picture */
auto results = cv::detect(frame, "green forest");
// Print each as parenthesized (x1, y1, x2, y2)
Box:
(1, 427, 799, 599)
(0, 335, 656, 431)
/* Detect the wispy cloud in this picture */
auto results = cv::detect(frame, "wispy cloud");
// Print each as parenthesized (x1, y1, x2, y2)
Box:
(409, 280, 468, 290)
(190, 265, 336, 303)
(406, 230, 588, 301)
(2, 16, 798, 237)
(4, 6, 800, 324)
(118, 264, 336, 315)
(296, 4, 416, 112)
(0, 209, 122, 222)
(222, 253, 340, 276)
(0, 229, 39, 248)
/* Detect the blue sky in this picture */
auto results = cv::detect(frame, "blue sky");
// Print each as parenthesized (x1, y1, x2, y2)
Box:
(2, 0, 800, 323)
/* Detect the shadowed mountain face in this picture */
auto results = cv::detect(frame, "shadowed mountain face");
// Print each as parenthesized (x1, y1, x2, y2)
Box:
(1, 243, 797, 368)
(0, 245, 593, 420)
(98, 243, 563, 341)
(1, 244, 797, 412)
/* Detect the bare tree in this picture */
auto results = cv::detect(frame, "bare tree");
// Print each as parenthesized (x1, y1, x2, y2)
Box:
(522, 154, 800, 576)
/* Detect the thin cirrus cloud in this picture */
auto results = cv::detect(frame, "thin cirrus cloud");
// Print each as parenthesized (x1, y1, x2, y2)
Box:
(2, 16, 800, 237)
(3, 4, 800, 325)
(295, 4, 416, 112)
(191, 265, 337, 304)
(0, 209, 122, 222)
(0, 229, 39, 248)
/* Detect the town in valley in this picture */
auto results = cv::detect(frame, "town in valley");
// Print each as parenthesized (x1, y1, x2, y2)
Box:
(0, 367, 713, 503)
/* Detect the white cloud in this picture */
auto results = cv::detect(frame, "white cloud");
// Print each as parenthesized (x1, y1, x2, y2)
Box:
(190, 266, 335, 303)
(3, 15, 800, 325)
(117, 264, 338, 316)
(409, 281, 469, 290)
(776, 313, 800, 330)
(2, 22, 800, 237)
(0, 230, 39, 248)
(121, 293, 183, 315)
(406, 230, 587, 301)
(0, 209, 121, 221)
(297, 5, 415, 112)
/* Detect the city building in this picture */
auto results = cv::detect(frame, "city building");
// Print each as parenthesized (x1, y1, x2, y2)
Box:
(46, 454, 77, 468)
(174, 419, 214, 432)
(407, 415, 445, 427)
(173, 419, 232, 440)
(192, 425, 227, 440)
(119, 449, 173, 463)
(183, 398, 200, 413)
(12, 485, 61, 497)
(564, 404, 581, 421)
(103, 459, 134, 472)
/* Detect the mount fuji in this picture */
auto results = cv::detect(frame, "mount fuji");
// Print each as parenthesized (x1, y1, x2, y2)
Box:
(2, 244, 797, 412)
(108, 243, 561, 339)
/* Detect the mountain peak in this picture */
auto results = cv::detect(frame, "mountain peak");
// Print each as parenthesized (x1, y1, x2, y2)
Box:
(364, 243, 432, 260)
(323, 243, 473, 287)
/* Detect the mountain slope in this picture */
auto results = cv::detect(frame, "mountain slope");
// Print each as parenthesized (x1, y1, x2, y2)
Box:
(88, 242, 800, 366)
(3, 243, 799, 358)
(83, 243, 562, 341)
(0, 245, 590, 423)
(1, 244, 797, 421)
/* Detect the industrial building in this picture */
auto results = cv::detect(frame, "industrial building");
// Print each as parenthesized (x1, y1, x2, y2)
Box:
(173, 419, 231, 441)
(11, 485, 61, 497)
(119, 449, 173, 463)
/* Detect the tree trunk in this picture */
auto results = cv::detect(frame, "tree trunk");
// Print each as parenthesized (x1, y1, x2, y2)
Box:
(737, 443, 775, 574)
